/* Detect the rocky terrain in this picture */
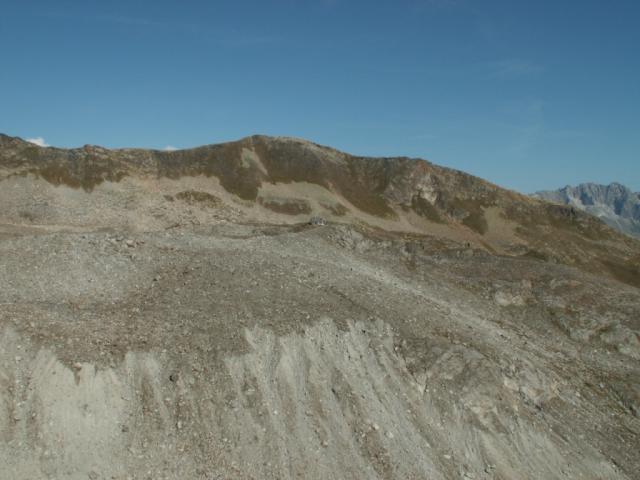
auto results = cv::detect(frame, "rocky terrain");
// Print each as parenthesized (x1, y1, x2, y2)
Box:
(0, 133, 639, 479)
(534, 182, 640, 239)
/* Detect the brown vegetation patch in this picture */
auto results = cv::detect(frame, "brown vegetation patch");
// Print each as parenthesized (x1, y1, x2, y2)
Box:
(439, 196, 493, 235)
(411, 195, 444, 223)
(155, 142, 263, 201)
(252, 139, 398, 218)
(462, 211, 489, 235)
(602, 260, 640, 288)
(29, 164, 128, 191)
(175, 190, 222, 209)
(522, 249, 550, 262)
(18, 211, 36, 222)
(258, 197, 312, 215)
(338, 157, 399, 218)
(509, 203, 610, 242)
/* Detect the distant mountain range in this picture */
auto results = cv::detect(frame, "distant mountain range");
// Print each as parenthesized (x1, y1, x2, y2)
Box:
(534, 183, 640, 238)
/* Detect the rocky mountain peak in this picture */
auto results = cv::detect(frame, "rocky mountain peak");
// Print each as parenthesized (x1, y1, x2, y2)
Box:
(534, 182, 640, 238)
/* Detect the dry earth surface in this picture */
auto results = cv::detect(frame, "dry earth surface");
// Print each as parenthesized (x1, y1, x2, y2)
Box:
(0, 134, 639, 479)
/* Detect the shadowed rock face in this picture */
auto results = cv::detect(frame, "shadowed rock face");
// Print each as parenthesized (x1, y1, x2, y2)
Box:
(0, 134, 639, 479)
(535, 183, 640, 239)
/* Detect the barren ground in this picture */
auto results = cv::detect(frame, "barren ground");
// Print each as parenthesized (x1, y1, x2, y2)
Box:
(1, 220, 639, 479)
(0, 135, 639, 479)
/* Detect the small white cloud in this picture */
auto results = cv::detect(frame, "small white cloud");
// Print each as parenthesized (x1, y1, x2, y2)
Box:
(26, 137, 49, 147)
(163, 145, 178, 151)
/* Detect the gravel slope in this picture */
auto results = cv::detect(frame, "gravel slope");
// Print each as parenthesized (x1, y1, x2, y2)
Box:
(1, 223, 638, 479)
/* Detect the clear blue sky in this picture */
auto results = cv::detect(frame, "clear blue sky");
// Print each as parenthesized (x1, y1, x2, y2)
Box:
(1, 0, 639, 193)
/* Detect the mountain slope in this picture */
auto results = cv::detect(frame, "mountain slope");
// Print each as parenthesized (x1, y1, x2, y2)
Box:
(1, 133, 638, 287)
(534, 182, 640, 238)
(0, 134, 639, 479)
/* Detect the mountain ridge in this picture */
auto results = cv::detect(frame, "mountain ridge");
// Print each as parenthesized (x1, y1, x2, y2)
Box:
(1, 132, 638, 288)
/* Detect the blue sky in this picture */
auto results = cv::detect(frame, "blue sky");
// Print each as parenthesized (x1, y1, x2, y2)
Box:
(1, 0, 639, 192)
